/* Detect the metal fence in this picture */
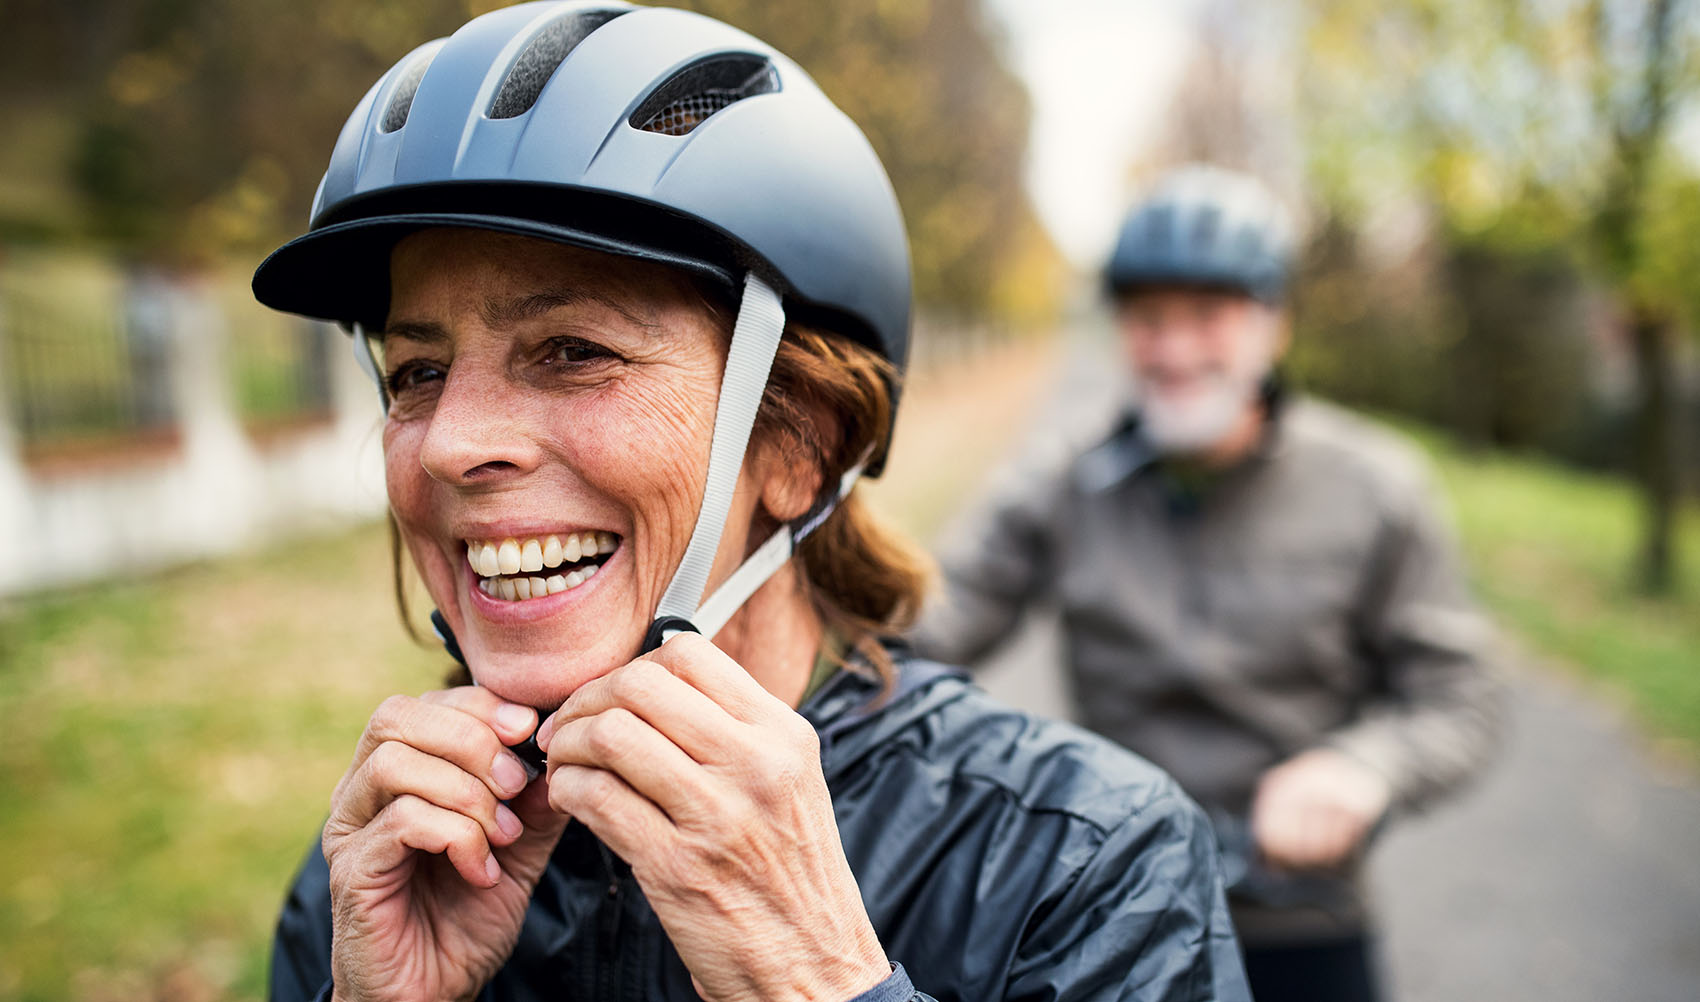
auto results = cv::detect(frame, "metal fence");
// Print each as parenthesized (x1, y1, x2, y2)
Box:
(0, 280, 166, 448)
(0, 259, 334, 455)
(228, 312, 336, 427)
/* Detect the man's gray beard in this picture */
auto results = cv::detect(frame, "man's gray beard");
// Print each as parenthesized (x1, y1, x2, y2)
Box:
(1136, 377, 1259, 456)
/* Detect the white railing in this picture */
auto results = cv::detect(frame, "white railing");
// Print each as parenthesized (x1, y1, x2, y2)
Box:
(0, 274, 386, 597)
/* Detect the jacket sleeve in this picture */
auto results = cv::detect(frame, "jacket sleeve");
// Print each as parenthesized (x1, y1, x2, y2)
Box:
(1002, 789, 1252, 1002)
(846, 963, 933, 1002)
(1327, 458, 1506, 812)
(269, 839, 335, 1002)
(909, 439, 1068, 668)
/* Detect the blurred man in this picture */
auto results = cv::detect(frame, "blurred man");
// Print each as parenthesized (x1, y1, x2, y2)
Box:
(912, 165, 1502, 1002)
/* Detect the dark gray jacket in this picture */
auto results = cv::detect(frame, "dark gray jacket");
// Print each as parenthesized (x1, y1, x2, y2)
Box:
(270, 657, 1252, 1001)
(913, 395, 1504, 944)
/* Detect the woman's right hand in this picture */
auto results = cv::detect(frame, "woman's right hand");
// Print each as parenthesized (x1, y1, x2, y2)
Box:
(321, 687, 569, 1002)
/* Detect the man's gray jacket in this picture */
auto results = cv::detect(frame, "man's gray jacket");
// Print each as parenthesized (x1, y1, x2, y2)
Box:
(912, 393, 1504, 944)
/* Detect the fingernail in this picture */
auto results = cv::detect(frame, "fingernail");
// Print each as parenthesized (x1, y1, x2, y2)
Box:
(495, 803, 523, 839)
(485, 854, 502, 885)
(497, 703, 535, 734)
(492, 752, 527, 795)
(535, 712, 557, 749)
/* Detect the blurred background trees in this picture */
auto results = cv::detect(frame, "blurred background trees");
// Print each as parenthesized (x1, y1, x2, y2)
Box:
(0, 0, 1063, 322)
(1291, 0, 1700, 592)
(1, 0, 1694, 578)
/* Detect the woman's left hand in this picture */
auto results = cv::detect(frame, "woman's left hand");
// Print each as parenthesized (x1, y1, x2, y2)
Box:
(536, 632, 890, 1002)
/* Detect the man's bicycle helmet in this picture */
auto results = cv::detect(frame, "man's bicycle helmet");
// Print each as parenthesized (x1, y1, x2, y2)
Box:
(253, 0, 912, 654)
(1104, 164, 1294, 304)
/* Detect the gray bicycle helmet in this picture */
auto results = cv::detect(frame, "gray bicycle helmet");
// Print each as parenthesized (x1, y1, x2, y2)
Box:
(252, 0, 912, 655)
(1104, 164, 1294, 304)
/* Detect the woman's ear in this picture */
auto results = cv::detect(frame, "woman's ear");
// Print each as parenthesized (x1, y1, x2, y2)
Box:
(753, 431, 823, 524)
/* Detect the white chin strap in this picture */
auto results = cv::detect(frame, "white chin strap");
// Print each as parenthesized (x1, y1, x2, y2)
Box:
(646, 272, 864, 650)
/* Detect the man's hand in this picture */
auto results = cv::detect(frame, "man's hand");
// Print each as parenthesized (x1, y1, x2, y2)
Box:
(537, 633, 891, 1002)
(321, 687, 570, 1002)
(1251, 747, 1391, 872)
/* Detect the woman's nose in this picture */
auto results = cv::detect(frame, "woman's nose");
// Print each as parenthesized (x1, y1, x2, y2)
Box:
(417, 364, 544, 486)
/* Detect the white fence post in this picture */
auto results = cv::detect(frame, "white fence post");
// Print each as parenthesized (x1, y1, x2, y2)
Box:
(0, 290, 33, 596)
(166, 272, 263, 545)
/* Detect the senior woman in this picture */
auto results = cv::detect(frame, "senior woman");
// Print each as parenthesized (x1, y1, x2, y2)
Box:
(254, 4, 1250, 1001)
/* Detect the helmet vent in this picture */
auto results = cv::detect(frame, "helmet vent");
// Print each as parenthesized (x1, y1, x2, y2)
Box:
(631, 55, 778, 137)
(489, 8, 628, 120)
(379, 44, 441, 133)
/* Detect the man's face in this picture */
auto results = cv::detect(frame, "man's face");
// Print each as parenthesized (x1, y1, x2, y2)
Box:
(1114, 287, 1288, 455)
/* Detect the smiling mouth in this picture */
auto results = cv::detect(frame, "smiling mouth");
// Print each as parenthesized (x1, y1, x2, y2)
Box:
(464, 531, 620, 602)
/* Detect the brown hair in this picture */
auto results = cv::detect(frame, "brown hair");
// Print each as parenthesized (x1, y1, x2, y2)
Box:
(752, 326, 932, 687)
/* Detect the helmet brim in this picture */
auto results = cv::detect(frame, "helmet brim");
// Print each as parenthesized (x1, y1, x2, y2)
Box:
(253, 197, 743, 332)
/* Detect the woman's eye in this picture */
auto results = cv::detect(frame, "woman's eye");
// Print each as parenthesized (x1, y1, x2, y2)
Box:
(385, 360, 445, 397)
(544, 337, 615, 367)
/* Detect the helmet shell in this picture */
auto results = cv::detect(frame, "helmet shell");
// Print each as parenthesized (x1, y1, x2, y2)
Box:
(1104, 164, 1294, 304)
(252, 1, 911, 373)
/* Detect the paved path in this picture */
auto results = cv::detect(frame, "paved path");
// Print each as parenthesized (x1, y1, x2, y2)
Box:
(959, 334, 1700, 1001)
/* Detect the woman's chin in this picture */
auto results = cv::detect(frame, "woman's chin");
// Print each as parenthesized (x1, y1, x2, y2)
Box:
(459, 637, 636, 711)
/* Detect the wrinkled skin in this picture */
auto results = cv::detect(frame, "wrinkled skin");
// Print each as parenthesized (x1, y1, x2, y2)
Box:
(321, 230, 888, 1002)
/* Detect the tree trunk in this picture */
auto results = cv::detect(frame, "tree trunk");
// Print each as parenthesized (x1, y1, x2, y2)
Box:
(1629, 305, 1680, 593)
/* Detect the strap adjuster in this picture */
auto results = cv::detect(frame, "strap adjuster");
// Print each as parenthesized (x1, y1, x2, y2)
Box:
(642, 615, 700, 654)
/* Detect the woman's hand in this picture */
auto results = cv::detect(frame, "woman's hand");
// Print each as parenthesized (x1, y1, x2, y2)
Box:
(321, 687, 570, 1002)
(1250, 747, 1391, 872)
(537, 633, 890, 1002)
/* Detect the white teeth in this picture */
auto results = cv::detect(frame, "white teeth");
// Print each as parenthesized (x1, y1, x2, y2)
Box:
(497, 539, 522, 576)
(471, 530, 618, 601)
(467, 543, 499, 578)
(520, 539, 543, 573)
(481, 567, 598, 601)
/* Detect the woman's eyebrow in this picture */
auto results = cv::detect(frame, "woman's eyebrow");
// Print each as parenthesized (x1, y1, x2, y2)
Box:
(480, 290, 659, 331)
(383, 320, 449, 344)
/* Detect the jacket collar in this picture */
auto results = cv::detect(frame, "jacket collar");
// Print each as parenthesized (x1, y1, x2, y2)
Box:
(801, 646, 969, 780)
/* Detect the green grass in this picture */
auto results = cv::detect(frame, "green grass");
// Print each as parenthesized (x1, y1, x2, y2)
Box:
(0, 527, 445, 1001)
(1398, 424, 1700, 755)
